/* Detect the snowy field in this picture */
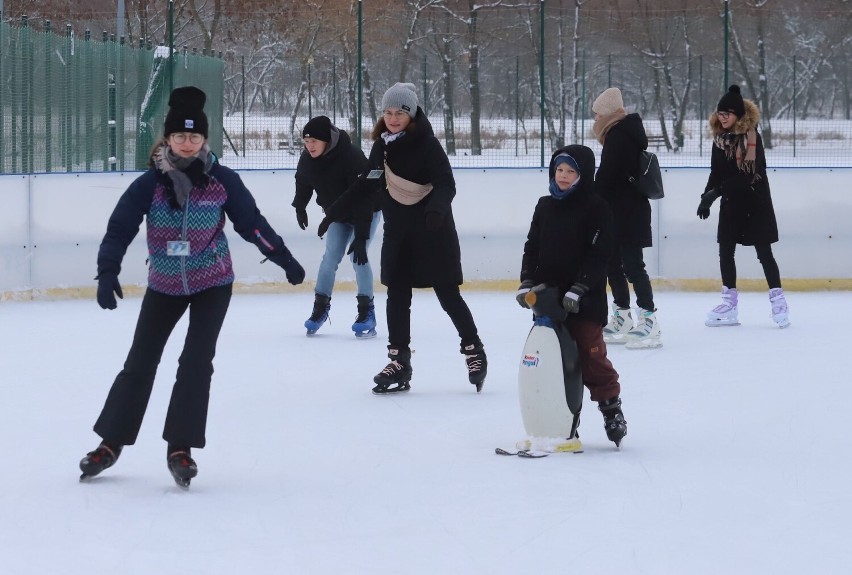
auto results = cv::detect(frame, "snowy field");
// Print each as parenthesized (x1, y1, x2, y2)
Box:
(1, 289, 849, 574)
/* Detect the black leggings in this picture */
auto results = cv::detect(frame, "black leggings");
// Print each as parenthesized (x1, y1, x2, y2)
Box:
(93, 284, 232, 449)
(719, 241, 781, 289)
(608, 243, 655, 311)
(386, 283, 480, 351)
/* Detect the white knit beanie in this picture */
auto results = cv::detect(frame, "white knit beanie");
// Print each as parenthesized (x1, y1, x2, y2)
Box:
(592, 87, 624, 116)
(381, 83, 418, 118)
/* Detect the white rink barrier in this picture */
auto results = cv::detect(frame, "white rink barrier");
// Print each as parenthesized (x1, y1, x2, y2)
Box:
(1, 167, 851, 298)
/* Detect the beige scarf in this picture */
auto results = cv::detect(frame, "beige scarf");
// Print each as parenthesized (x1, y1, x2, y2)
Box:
(593, 109, 627, 145)
(713, 128, 758, 177)
(384, 161, 432, 205)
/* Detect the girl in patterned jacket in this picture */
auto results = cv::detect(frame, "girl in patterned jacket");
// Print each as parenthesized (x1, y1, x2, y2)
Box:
(79, 86, 305, 487)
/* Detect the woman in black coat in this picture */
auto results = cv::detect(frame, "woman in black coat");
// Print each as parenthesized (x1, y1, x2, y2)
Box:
(516, 144, 626, 446)
(698, 85, 789, 328)
(592, 87, 661, 349)
(319, 83, 486, 394)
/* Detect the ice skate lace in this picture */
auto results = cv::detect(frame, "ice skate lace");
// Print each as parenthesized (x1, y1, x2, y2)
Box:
(465, 354, 484, 374)
(380, 360, 404, 376)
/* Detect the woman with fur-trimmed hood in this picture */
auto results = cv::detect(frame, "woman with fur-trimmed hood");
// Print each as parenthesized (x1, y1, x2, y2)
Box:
(698, 84, 789, 328)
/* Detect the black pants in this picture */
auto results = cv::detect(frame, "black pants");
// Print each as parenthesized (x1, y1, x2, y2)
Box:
(719, 241, 781, 289)
(386, 283, 480, 352)
(608, 243, 655, 311)
(93, 284, 232, 449)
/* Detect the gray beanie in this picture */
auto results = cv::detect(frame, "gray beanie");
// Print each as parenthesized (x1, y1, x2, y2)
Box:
(381, 82, 418, 118)
(592, 87, 624, 116)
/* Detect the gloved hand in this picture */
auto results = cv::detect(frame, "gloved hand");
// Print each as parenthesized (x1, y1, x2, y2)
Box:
(268, 248, 305, 285)
(96, 272, 123, 310)
(697, 187, 722, 220)
(295, 208, 309, 230)
(515, 280, 535, 309)
(424, 208, 445, 231)
(317, 216, 333, 238)
(562, 283, 588, 314)
(347, 237, 368, 265)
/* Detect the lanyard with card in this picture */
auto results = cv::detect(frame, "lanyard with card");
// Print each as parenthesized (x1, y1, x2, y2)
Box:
(167, 240, 191, 256)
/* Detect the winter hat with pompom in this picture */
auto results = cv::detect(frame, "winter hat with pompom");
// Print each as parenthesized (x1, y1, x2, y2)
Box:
(717, 84, 745, 117)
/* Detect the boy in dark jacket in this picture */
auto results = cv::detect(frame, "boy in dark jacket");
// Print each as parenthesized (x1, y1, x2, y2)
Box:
(516, 144, 627, 446)
(292, 116, 379, 337)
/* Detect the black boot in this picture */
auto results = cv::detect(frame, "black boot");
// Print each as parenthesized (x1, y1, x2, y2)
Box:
(598, 396, 627, 447)
(304, 293, 331, 335)
(167, 446, 198, 488)
(461, 340, 487, 392)
(79, 441, 123, 480)
(372, 347, 413, 394)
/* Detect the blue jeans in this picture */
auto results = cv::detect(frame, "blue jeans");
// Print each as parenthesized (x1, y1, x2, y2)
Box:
(315, 211, 381, 298)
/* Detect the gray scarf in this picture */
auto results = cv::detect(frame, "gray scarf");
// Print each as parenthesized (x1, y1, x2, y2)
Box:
(154, 143, 213, 208)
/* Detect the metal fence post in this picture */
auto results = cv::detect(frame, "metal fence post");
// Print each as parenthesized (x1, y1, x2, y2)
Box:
(0, 15, 5, 173)
(64, 23, 72, 171)
(45, 21, 52, 172)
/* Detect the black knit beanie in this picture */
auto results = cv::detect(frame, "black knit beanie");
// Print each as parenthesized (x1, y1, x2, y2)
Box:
(717, 84, 745, 117)
(164, 86, 209, 138)
(302, 115, 332, 142)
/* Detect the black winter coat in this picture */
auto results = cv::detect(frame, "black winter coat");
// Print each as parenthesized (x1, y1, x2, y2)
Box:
(595, 113, 652, 248)
(521, 145, 614, 326)
(705, 102, 778, 246)
(332, 108, 462, 288)
(292, 128, 372, 237)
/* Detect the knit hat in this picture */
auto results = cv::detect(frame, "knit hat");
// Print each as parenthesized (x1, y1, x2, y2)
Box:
(592, 87, 624, 116)
(381, 83, 418, 118)
(302, 115, 332, 142)
(164, 86, 208, 138)
(717, 84, 745, 117)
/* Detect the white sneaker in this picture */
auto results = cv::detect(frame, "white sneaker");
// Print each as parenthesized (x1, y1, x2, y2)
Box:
(769, 288, 790, 328)
(625, 308, 662, 349)
(603, 306, 633, 344)
(706, 286, 739, 327)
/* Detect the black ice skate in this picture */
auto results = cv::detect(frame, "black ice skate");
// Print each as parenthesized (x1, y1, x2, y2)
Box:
(372, 347, 412, 394)
(79, 442, 122, 480)
(167, 447, 198, 488)
(598, 396, 627, 447)
(462, 342, 487, 393)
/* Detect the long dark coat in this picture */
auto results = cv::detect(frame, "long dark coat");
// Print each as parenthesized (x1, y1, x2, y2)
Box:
(705, 101, 779, 246)
(521, 145, 614, 326)
(594, 113, 652, 248)
(331, 108, 462, 288)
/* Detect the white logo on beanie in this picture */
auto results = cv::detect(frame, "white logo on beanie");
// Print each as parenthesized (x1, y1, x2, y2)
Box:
(185, 119, 194, 129)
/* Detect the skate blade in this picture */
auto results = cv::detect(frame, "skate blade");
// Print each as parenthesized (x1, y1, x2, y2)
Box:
(372, 382, 411, 395)
(603, 335, 629, 345)
(625, 338, 662, 350)
(705, 319, 740, 327)
(354, 329, 377, 339)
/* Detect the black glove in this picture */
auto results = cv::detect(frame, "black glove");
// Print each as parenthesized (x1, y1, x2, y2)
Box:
(296, 208, 309, 230)
(348, 237, 368, 265)
(96, 272, 123, 310)
(267, 248, 305, 285)
(424, 208, 445, 231)
(317, 216, 333, 238)
(515, 280, 535, 309)
(562, 283, 588, 315)
(697, 187, 722, 220)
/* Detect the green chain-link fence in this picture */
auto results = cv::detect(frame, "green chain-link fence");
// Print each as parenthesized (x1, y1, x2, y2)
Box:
(0, 17, 223, 174)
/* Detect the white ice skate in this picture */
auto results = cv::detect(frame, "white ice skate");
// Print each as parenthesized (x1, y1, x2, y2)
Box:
(769, 288, 791, 328)
(624, 309, 662, 349)
(603, 306, 633, 344)
(706, 286, 740, 327)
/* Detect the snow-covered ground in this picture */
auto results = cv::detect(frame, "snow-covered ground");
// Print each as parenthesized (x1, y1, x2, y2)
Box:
(1, 289, 848, 574)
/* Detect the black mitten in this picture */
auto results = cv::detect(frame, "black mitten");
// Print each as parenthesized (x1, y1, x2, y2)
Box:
(562, 283, 588, 314)
(267, 248, 305, 285)
(296, 208, 309, 230)
(697, 187, 722, 220)
(96, 272, 123, 310)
